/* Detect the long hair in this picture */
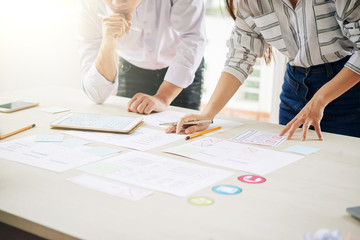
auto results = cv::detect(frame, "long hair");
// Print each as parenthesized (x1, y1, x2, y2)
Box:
(224, 0, 272, 64)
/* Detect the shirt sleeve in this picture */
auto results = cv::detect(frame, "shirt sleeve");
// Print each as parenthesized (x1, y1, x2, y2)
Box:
(336, 0, 360, 75)
(165, 0, 206, 89)
(76, 0, 118, 104)
(223, 2, 270, 84)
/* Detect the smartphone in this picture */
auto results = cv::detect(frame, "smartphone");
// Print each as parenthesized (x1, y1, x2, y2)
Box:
(347, 206, 360, 221)
(0, 101, 39, 113)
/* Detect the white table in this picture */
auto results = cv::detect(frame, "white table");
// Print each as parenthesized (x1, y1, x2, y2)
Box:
(0, 86, 359, 240)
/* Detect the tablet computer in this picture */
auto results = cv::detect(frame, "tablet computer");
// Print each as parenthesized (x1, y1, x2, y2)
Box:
(50, 113, 143, 134)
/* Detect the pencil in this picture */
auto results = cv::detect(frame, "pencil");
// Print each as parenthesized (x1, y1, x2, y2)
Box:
(185, 126, 221, 140)
(0, 124, 36, 140)
(160, 120, 213, 126)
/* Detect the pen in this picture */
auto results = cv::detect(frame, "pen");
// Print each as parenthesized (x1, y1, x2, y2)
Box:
(159, 120, 213, 126)
(0, 124, 36, 140)
(185, 126, 221, 140)
(97, 13, 142, 32)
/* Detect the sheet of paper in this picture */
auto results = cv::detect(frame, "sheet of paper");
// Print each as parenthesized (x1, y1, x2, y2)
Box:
(35, 134, 64, 142)
(163, 137, 303, 175)
(79, 151, 233, 197)
(57, 138, 90, 148)
(0, 136, 117, 172)
(230, 129, 286, 147)
(143, 110, 185, 127)
(68, 174, 153, 201)
(284, 145, 319, 155)
(65, 127, 184, 151)
(143, 110, 243, 133)
(84, 146, 121, 157)
(208, 118, 243, 134)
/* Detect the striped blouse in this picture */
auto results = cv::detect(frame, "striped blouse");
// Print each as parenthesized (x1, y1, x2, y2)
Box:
(223, 0, 360, 84)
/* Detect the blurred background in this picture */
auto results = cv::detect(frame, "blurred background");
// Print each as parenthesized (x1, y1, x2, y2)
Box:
(0, 0, 287, 123)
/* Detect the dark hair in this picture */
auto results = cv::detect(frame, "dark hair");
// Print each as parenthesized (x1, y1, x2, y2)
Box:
(224, 0, 272, 64)
(225, 0, 236, 20)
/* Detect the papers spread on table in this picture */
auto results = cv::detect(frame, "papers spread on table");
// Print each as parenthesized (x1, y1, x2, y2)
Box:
(163, 137, 303, 175)
(79, 151, 233, 197)
(68, 174, 153, 201)
(0, 136, 120, 172)
(143, 110, 243, 133)
(230, 129, 286, 147)
(65, 127, 184, 151)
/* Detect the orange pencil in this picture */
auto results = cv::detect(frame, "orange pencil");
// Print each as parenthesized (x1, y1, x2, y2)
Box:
(185, 126, 221, 140)
(0, 124, 36, 140)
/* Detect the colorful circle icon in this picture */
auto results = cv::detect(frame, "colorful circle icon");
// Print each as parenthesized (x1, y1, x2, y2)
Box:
(238, 175, 266, 184)
(188, 196, 214, 206)
(212, 185, 242, 195)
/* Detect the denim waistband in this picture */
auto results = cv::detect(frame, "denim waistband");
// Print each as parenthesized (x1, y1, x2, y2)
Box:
(289, 55, 351, 78)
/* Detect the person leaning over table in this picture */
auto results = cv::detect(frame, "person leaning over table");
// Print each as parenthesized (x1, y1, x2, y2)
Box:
(166, 0, 360, 140)
(77, 0, 206, 114)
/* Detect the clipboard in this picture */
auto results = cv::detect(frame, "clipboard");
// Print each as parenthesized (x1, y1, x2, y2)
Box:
(50, 112, 143, 134)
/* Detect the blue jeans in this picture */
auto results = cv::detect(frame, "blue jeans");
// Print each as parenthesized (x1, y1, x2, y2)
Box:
(117, 58, 204, 110)
(279, 56, 360, 138)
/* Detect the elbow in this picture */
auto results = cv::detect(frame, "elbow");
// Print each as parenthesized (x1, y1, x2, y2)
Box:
(82, 85, 106, 104)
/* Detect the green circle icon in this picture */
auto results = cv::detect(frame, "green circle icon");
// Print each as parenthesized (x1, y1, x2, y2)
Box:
(188, 196, 214, 206)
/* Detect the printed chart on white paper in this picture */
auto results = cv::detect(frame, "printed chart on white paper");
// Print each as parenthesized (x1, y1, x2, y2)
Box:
(65, 127, 184, 151)
(79, 151, 233, 197)
(163, 137, 303, 175)
(0, 136, 117, 172)
(230, 129, 286, 147)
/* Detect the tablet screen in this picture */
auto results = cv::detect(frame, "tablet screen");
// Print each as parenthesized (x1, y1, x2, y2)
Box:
(51, 113, 143, 133)
(0, 101, 33, 109)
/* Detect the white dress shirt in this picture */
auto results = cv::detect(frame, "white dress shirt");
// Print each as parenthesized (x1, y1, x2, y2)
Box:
(224, 0, 360, 84)
(77, 0, 206, 104)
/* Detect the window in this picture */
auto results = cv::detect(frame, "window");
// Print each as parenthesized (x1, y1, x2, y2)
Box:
(202, 0, 286, 123)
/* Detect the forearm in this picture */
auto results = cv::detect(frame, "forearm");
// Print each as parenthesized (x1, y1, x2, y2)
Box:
(279, 66, 360, 141)
(95, 44, 118, 82)
(155, 81, 183, 106)
(312, 67, 360, 107)
(202, 72, 242, 119)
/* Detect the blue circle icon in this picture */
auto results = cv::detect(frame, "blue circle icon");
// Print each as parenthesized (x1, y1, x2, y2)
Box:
(212, 185, 242, 195)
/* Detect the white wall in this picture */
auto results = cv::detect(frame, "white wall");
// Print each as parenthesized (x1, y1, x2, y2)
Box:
(0, 1, 284, 124)
(0, 1, 81, 93)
